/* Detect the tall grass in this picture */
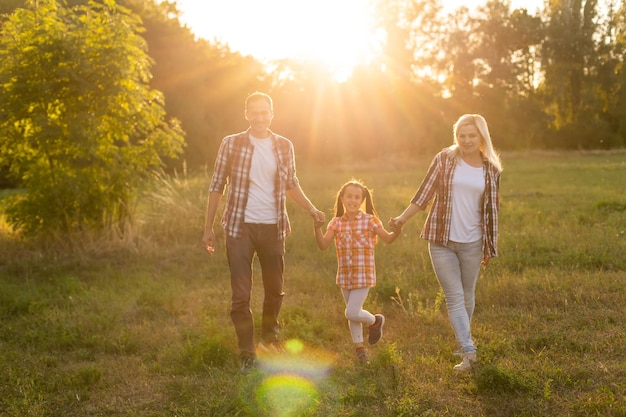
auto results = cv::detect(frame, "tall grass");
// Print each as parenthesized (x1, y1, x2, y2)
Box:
(0, 151, 624, 416)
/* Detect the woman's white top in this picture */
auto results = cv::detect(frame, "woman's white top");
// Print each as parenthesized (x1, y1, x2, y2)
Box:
(449, 159, 485, 243)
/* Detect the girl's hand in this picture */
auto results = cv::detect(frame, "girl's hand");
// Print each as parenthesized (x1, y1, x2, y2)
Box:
(388, 217, 404, 231)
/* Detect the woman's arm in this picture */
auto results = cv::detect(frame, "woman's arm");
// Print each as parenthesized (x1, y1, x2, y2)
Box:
(389, 202, 423, 229)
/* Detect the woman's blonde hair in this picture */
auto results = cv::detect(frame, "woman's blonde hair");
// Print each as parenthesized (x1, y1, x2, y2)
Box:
(451, 114, 502, 172)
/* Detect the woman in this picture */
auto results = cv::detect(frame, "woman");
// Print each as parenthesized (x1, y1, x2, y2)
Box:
(390, 114, 502, 371)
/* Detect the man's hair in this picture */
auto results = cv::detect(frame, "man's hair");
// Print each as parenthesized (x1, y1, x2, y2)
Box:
(245, 91, 273, 110)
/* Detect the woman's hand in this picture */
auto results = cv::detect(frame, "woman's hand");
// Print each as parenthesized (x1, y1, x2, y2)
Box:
(388, 216, 405, 231)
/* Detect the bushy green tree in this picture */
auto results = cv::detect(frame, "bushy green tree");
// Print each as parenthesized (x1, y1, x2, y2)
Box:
(0, 0, 184, 235)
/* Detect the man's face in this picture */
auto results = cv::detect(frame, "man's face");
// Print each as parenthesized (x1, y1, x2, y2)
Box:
(245, 99, 273, 136)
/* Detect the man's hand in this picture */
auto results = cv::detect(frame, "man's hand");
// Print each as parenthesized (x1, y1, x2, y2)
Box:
(202, 228, 216, 255)
(310, 208, 325, 226)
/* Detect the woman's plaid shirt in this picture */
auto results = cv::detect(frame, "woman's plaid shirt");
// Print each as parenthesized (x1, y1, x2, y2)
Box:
(411, 147, 501, 257)
(328, 210, 383, 290)
(208, 129, 299, 240)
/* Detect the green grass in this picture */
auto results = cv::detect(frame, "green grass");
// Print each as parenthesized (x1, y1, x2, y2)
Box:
(0, 151, 625, 416)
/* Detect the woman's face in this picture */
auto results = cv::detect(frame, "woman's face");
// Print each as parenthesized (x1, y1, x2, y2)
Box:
(341, 185, 364, 215)
(456, 124, 482, 155)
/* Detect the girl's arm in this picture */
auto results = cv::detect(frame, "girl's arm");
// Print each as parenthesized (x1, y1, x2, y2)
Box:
(375, 224, 402, 244)
(314, 224, 335, 250)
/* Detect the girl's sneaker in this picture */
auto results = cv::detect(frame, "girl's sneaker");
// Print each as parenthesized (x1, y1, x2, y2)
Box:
(368, 314, 385, 345)
(356, 347, 370, 364)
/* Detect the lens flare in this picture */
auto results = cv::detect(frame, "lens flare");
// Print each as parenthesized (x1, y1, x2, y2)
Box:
(256, 373, 317, 417)
(240, 339, 336, 417)
(284, 338, 304, 354)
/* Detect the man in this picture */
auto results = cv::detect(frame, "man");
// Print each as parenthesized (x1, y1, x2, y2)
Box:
(202, 92, 325, 373)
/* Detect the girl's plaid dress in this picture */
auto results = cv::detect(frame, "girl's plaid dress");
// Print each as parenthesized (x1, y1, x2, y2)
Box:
(327, 210, 383, 290)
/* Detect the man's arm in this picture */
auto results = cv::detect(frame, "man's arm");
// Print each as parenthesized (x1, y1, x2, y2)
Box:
(202, 191, 223, 254)
(287, 185, 325, 224)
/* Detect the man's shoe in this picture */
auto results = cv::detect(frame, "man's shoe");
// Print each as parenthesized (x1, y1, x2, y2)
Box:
(453, 353, 477, 372)
(240, 354, 257, 374)
(368, 314, 385, 345)
(258, 339, 286, 354)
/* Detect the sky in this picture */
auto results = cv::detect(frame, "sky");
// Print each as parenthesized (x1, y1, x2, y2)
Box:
(173, 0, 544, 74)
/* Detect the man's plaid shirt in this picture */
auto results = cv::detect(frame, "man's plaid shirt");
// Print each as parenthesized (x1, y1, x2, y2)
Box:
(328, 210, 383, 290)
(411, 147, 501, 257)
(209, 129, 299, 240)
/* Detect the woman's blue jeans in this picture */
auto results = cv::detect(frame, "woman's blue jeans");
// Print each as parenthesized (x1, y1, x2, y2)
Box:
(428, 239, 482, 354)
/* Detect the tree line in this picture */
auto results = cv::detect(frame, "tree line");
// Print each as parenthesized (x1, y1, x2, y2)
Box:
(0, 0, 624, 234)
(146, 0, 626, 166)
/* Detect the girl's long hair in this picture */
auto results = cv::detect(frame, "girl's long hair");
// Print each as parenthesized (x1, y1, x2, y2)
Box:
(334, 179, 378, 218)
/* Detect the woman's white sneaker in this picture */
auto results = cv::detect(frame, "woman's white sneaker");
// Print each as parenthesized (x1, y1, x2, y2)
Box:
(453, 353, 477, 372)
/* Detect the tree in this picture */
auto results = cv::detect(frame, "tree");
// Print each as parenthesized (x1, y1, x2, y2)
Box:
(540, 0, 606, 147)
(470, 1, 546, 149)
(0, 0, 184, 235)
(120, 0, 270, 171)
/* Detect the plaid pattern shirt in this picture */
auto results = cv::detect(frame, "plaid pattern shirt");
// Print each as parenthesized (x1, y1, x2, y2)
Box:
(328, 210, 383, 289)
(411, 148, 501, 257)
(209, 129, 299, 239)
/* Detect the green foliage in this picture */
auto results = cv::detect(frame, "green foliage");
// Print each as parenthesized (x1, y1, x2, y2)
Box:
(0, 147, 625, 414)
(3, 0, 625, 173)
(181, 337, 235, 371)
(132, 5, 269, 170)
(476, 364, 531, 394)
(0, 0, 184, 235)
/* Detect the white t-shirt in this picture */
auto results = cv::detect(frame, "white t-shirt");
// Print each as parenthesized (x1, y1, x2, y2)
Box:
(244, 135, 278, 224)
(449, 159, 485, 243)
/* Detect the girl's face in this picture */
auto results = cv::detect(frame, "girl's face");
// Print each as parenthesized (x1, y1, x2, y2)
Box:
(341, 185, 365, 215)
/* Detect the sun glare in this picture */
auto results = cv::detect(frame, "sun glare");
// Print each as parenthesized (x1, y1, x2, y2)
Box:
(177, 0, 543, 82)
(177, 0, 378, 81)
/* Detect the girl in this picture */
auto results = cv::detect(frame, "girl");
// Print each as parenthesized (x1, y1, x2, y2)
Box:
(315, 179, 401, 363)
(390, 114, 502, 371)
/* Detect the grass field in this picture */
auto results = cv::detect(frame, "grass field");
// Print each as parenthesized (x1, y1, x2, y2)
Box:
(0, 151, 625, 416)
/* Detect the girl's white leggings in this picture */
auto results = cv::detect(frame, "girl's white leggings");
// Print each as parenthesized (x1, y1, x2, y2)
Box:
(341, 287, 375, 344)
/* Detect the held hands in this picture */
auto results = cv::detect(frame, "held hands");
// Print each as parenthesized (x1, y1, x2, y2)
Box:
(310, 208, 326, 228)
(388, 217, 405, 233)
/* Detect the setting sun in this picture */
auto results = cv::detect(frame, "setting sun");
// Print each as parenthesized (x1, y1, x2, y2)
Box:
(176, 0, 378, 78)
(175, 0, 542, 80)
